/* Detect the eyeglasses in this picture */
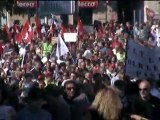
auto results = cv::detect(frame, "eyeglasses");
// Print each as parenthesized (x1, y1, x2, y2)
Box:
(139, 88, 149, 91)
(66, 87, 75, 91)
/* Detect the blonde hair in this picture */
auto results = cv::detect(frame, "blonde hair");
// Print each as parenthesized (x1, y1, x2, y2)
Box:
(91, 86, 122, 120)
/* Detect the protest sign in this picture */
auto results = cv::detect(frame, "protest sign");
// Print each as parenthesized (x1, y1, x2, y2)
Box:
(64, 33, 77, 42)
(125, 39, 160, 80)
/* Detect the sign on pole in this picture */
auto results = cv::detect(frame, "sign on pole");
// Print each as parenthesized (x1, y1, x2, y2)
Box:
(64, 33, 77, 42)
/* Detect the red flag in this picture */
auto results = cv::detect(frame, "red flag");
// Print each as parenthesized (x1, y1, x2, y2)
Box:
(35, 16, 42, 38)
(60, 24, 67, 37)
(97, 25, 105, 38)
(47, 24, 55, 39)
(28, 30, 34, 43)
(15, 33, 22, 43)
(77, 17, 84, 39)
(2, 24, 11, 40)
(14, 24, 20, 33)
(22, 21, 30, 35)
(2, 24, 9, 33)
(19, 20, 34, 44)
(15, 22, 27, 43)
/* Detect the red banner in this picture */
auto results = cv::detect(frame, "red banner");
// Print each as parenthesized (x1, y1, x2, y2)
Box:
(16, 0, 37, 8)
(79, 0, 98, 8)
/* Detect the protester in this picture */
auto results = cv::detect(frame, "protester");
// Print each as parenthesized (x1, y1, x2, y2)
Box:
(130, 80, 160, 120)
(0, 84, 16, 120)
(16, 86, 52, 120)
(63, 80, 89, 120)
(41, 36, 54, 57)
(43, 84, 70, 120)
(0, 16, 160, 120)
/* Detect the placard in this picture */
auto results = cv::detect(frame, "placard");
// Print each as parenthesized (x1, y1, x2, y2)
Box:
(125, 39, 160, 80)
(64, 33, 77, 42)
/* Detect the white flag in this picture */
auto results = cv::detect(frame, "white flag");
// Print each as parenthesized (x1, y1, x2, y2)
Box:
(56, 34, 69, 59)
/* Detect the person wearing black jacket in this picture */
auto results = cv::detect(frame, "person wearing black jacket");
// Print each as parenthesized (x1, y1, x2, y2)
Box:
(130, 80, 160, 120)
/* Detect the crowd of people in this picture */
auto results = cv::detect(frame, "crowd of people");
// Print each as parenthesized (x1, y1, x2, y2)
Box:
(0, 18, 160, 120)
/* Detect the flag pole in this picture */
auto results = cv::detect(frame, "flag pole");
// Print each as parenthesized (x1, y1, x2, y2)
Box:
(21, 53, 25, 68)
(68, 50, 76, 64)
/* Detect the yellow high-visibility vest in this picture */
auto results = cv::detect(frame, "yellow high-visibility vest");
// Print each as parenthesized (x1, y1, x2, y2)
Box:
(42, 42, 53, 56)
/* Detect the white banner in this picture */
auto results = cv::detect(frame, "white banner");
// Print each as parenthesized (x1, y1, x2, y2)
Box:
(125, 39, 160, 80)
(64, 33, 77, 42)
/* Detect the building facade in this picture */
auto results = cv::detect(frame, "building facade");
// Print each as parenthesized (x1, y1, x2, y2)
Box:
(144, 1, 160, 22)
(9, 0, 118, 26)
(1, 0, 160, 27)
